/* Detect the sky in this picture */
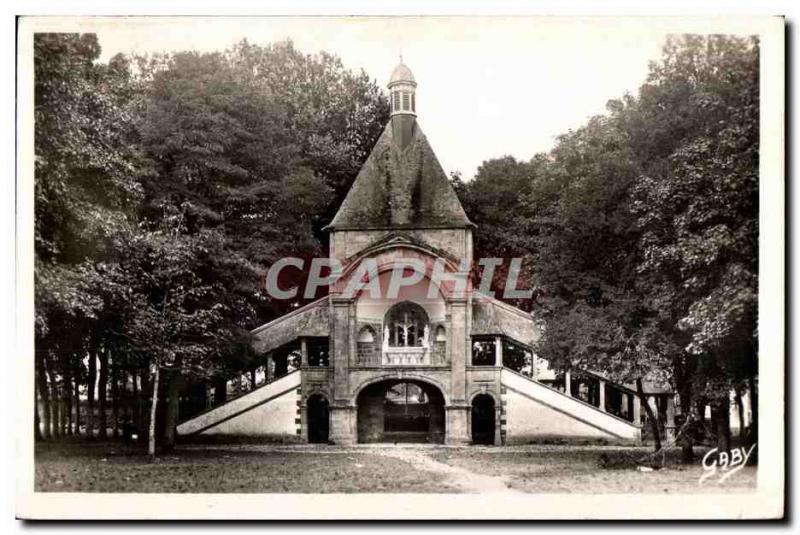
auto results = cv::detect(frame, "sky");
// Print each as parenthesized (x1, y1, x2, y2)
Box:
(84, 17, 676, 179)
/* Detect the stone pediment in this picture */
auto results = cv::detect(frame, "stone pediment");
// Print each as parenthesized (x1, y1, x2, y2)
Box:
(341, 231, 461, 268)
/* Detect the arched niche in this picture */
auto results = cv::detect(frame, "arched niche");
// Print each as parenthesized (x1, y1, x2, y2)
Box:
(357, 326, 376, 343)
(383, 301, 430, 348)
(356, 325, 379, 365)
(354, 269, 446, 325)
(435, 325, 446, 342)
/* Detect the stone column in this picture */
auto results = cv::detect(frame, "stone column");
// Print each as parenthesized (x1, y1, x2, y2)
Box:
(348, 305, 357, 369)
(665, 395, 677, 441)
(331, 298, 351, 402)
(444, 294, 471, 445)
(448, 298, 468, 403)
(445, 405, 471, 445)
(632, 394, 642, 426)
(329, 297, 356, 445)
(299, 398, 309, 443)
(266, 354, 274, 382)
(329, 405, 356, 445)
(565, 370, 572, 397)
(598, 380, 606, 412)
(300, 337, 308, 367)
(494, 404, 503, 446)
(495, 336, 504, 368)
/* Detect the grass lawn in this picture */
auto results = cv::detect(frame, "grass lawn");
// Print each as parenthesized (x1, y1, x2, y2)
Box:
(430, 446, 757, 494)
(34, 441, 455, 493)
(34, 441, 757, 494)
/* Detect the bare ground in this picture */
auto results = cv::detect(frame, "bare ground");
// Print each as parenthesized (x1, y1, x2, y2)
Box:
(34, 441, 756, 494)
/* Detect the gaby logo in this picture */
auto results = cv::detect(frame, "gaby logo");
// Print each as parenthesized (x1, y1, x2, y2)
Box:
(699, 444, 757, 485)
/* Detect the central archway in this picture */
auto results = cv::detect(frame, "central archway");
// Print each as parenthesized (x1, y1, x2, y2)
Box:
(356, 379, 445, 443)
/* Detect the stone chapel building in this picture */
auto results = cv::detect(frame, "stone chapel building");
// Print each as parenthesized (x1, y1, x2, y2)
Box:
(177, 62, 677, 445)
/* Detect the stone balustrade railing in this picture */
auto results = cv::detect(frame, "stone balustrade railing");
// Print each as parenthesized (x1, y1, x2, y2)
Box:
(382, 347, 430, 366)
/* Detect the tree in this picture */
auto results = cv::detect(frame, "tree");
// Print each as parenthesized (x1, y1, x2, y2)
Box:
(131, 49, 318, 449)
(34, 34, 387, 451)
(457, 35, 759, 459)
(630, 35, 759, 454)
(455, 156, 547, 309)
(130, 42, 389, 449)
(228, 39, 390, 215)
(530, 113, 674, 449)
(34, 34, 145, 441)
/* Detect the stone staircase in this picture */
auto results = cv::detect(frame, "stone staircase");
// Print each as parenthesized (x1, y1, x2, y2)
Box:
(177, 370, 301, 437)
(501, 368, 642, 444)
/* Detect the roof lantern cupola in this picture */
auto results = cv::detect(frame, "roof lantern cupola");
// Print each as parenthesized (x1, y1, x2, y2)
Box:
(389, 59, 417, 117)
(325, 58, 474, 231)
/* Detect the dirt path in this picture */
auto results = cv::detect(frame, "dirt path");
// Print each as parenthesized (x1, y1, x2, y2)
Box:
(373, 447, 521, 494)
(185, 443, 520, 493)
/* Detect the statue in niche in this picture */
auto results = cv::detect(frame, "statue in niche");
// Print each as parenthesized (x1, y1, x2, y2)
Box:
(383, 326, 390, 351)
(422, 324, 430, 349)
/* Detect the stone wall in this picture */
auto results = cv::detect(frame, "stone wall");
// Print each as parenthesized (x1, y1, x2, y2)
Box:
(331, 228, 470, 265)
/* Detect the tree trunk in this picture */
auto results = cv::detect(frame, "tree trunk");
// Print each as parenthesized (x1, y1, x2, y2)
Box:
(60, 390, 68, 436)
(73, 362, 81, 437)
(148, 366, 160, 459)
(98, 343, 109, 439)
(47, 365, 61, 439)
(694, 397, 710, 445)
(34, 381, 43, 441)
(132, 371, 139, 433)
(87, 349, 97, 439)
(36, 352, 51, 440)
(636, 378, 661, 453)
(748, 374, 758, 444)
(63, 363, 73, 435)
(673, 360, 694, 463)
(162, 369, 182, 452)
(734, 388, 745, 438)
(677, 378, 695, 463)
(111, 362, 120, 439)
(711, 400, 732, 455)
(139, 370, 150, 445)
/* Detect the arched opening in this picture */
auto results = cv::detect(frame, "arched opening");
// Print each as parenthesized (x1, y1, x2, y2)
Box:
(356, 379, 445, 443)
(435, 325, 446, 342)
(307, 394, 329, 444)
(384, 301, 430, 348)
(471, 394, 496, 445)
(357, 326, 375, 343)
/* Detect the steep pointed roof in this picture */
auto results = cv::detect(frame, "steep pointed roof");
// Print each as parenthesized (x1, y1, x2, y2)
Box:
(327, 121, 474, 230)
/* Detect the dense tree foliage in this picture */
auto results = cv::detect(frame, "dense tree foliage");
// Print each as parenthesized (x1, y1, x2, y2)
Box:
(34, 34, 147, 441)
(33, 34, 388, 451)
(459, 35, 759, 456)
